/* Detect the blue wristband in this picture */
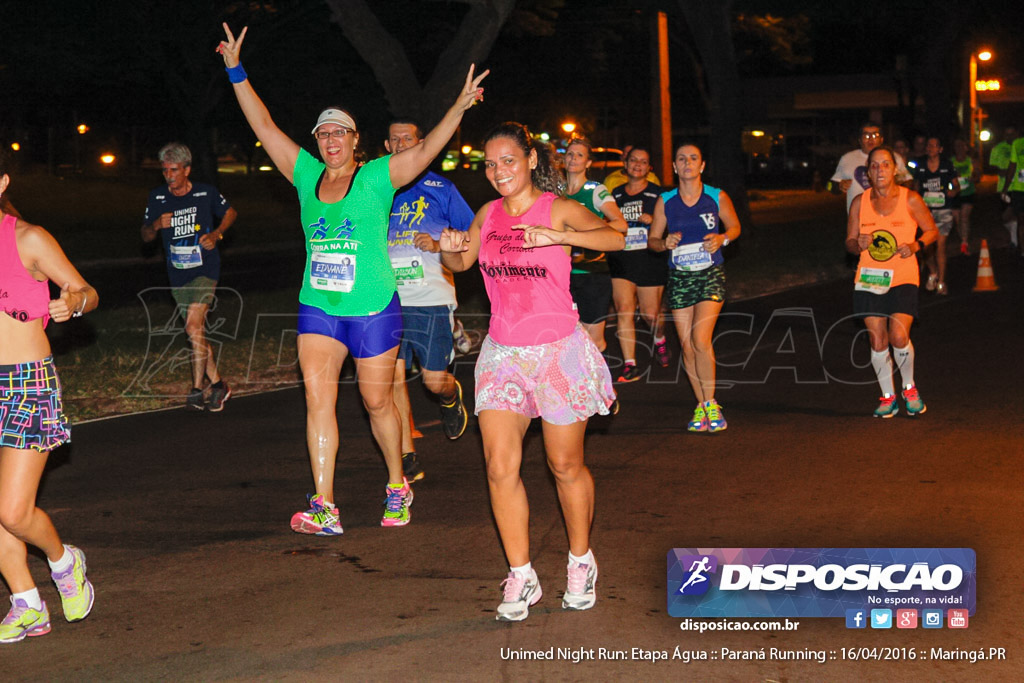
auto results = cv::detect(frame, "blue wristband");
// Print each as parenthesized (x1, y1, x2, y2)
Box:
(226, 63, 247, 84)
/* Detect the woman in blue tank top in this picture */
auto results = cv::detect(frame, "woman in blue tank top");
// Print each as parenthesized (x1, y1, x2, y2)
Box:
(648, 143, 741, 433)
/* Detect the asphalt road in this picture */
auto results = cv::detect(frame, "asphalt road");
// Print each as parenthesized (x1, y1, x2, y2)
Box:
(6, 249, 1023, 681)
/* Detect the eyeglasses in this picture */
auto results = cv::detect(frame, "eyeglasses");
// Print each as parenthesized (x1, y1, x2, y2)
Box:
(862, 132, 881, 139)
(314, 128, 354, 140)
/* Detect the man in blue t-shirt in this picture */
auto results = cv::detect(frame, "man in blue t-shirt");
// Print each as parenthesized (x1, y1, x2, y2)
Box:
(384, 120, 474, 481)
(142, 142, 238, 412)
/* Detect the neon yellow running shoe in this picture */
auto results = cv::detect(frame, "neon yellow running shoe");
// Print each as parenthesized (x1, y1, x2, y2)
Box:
(381, 479, 414, 527)
(51, 545, 94, 622)
(687, 404, 707, 432)
(0, 597, 51, 643)
(704, 400, 728, 432)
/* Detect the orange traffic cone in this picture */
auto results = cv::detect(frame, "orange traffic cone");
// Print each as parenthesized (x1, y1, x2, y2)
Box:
(972, 239, 999, 292)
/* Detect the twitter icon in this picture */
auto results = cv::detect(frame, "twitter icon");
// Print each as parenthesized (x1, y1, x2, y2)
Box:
(870, 609, 892, 629)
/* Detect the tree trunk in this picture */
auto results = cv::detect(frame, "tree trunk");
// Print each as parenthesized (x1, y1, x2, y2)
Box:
(323, 0, 516, 127)
(676, 1, 750, 227)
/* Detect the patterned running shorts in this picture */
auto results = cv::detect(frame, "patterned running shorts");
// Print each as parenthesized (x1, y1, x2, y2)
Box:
(475, 324, 616, 425)
(0, 356, 71, 452)
(667, 264, 726, 310)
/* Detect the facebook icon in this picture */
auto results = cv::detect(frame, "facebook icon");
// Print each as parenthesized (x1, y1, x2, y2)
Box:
(845, 609, 867, 629)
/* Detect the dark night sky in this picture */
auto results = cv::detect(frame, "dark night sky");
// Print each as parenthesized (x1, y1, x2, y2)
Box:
(2, 0, 1022, 165)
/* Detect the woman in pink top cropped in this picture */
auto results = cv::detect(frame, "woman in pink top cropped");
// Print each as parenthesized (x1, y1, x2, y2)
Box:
(441, 122, 624, 622)
(0, 151, 98, 644)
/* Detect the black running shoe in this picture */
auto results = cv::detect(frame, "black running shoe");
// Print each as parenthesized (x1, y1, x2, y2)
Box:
(207, 381, 231, 412)
(402, 452, 425, 482)
(440, 379, 469, 440)
(185, 388, 205, 411)
(615, 364, 641, 383)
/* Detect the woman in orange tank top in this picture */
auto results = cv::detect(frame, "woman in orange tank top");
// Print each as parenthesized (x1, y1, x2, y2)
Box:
(846, 147, 938, 418)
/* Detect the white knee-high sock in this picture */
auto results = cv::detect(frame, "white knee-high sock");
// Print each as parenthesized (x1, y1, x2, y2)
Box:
(870, 348, 895, 396)
(892, 343, 915, 389)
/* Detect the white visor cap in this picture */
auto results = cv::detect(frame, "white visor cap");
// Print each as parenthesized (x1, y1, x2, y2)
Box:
(311, 109, 357, 135)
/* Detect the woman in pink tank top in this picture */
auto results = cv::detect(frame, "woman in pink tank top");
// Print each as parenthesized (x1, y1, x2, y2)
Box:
(0, 152, 98, 643)
(846, 146, 937, 419)
(441, 122, 624, 621)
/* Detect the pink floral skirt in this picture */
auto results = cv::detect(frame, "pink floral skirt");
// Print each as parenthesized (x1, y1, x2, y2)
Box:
(474, 325, 616, 425)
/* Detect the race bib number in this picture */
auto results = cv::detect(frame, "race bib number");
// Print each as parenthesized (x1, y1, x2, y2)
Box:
(391, 256, 425, 287)
(310, 252, 355, 292)
(671, 242, 714, 272)
(624, 226, 649, 251)
(170, 244, 202, 269)
(923, 191, 945, 208)
(959, 176, 972, 192)
(854, 266, 892, 294)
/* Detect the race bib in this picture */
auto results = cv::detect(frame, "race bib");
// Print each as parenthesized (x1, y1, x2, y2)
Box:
(624, 226, 648, 251)
(959, 176, 972, 192)
(391, 255, 426, 287)
(170, 244, 202, 269)
(923, 191, 945, 208)
(671, 242, 714, 272)
(1018, 168, 1024, 183)
(310, 252, 355, 292)
(854, 266, 892, 294)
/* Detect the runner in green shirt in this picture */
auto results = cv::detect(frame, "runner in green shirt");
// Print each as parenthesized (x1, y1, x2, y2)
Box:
(218, 23, 487, 532)
(988, 126, 1019, 249)
(950, 138, 979, 254)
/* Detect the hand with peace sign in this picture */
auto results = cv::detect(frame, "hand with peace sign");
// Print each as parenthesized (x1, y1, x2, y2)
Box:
(216, 23, 247, 69)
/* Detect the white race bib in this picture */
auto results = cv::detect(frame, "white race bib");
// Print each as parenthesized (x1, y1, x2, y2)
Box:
(671, 242, 714, 272)
(624, 226, 648, 251)
(310, 252, 356, 292)
(923, 191, 944, 208)
(390, 256, 426, 287)
(170, 244, 202, 269)
(854, 266, 892, 294)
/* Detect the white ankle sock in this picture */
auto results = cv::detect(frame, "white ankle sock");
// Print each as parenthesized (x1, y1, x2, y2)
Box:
(12, 588, 42, 610)
(870, 348, 895, 396)
(48, 545, 73, 574)
(892, 343, 915, 389)
(569, 549, 594, 566)
(510, 562, 533, 578)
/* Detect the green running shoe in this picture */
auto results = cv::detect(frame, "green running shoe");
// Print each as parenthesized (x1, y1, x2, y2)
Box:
(901, 385, 927, 416)
(873, 394, 899, 418)
(51, 545, 94, 622)
(0, 597, 51, 643)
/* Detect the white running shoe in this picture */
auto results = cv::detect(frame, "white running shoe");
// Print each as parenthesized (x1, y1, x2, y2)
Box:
(496, 569, 542, 622)
(562, 558, 598, 610)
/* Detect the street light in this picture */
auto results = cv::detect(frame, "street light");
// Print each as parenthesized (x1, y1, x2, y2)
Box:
(77, 124, 89, 135)
(969, 48, 994, 168)
(561, 121, 576, 135)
